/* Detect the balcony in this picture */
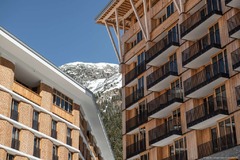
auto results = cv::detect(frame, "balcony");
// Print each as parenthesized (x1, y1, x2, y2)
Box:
(180, 1, 222, 40)
(198, 133, 237, 159)
(126, 112, 148, 134)
(182, 32, 221, 69)
(10, 110, 18, 121)
(125, 61, 146, 87)
(228, 12, 240, 39)
(125, 88, 144, 110)
(149, 118, 182, 146)
(148, 88, 183, 118)
(232, 48, 240, 71)
(32, 120, 39, 130)
(146, 32, 179, 67)
(67, 137, 72, 146)
(51, 129, 57, 139)
(33, 147, 41, 158)
(147, 61, 178, 91)
(225, 0, 240, 9)
(184, 61, 229, 98)
(236, 86, 240, 106)
(186, 97, 229, 130)
(162, 151, 188, 160)
(126, 139, 146, 159)
(11, 139, 20, 150)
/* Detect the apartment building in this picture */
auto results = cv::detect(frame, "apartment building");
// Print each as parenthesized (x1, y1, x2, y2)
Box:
(0, 27, 114, 160)
(96, 0, 240, 159)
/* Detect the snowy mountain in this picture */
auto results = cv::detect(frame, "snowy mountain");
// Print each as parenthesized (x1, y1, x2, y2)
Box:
(60, 62, 122, 93)
(60, 62, 123, 160)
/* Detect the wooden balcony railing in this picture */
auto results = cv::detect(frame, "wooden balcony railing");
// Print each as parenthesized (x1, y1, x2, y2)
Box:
(186, 96, 228, 128)
(126, 138, 146, 159)
(180, 0, 222, 38)
(147, 88, 183, 117)
(149, 118, 182, 145)
(228, 12, 240, 36)
(198, 133, 237, 159)
(147, 61, 178, 89)
(182, 32, 221, 67)
(125, 61, 146, 86)
(184, 60, 229, 96)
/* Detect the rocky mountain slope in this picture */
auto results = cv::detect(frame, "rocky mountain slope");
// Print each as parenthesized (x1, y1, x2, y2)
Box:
(60, 62, 122, 160)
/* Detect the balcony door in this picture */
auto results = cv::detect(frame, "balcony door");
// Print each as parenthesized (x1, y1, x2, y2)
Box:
(139, 101, 147, 122)
(203, 95, 214, 115)
(209, 23, 220, 46)
(215, 85, 227, 109)
(211, 127, 218, 153)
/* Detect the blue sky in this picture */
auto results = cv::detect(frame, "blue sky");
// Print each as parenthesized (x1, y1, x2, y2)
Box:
(0, 0, 118, 66)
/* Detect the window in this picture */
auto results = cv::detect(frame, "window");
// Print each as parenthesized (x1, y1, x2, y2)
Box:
(32, 111, 39, 130)
(209, 23, 220, 45)
(169, 53, 177, 72)
(212, 50, 229, 74)
(136, 31, 143, 43)
(167, 2, 174, 17)
(138, 77, 144, 97)
(7, 154, 14, 160)
(11, 127, 19, 150)
(51, 120, 57, 139)
(52, 145, 58, 160)
(171, 78, 182, 90)
(33, 137, 40, 157)
(174, 137, 187, 159)
(67, 128, 72, 146)
(11, 100, 18, 121)
(53, 89, 73, 113)
(137, 52, 145, 65)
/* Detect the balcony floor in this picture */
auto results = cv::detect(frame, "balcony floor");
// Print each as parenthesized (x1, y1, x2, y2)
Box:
(184, 47, 222, 69)
(126, 127, 139, 135)
(230, 27, 240, 39)
(148, 74, 178, 92)
(186, 76, 228, 99)
(182, 14, 222, 41)
(127, 154, 140, 160)
(151, 134, 181, 147)
(126, 101, 138, 110)
(150, 101, 183, 119)
(189, 113, 228, 130)
(226, 0, 240, 9)
(147, 45, 179, 67)
(126, 78, 137, 87)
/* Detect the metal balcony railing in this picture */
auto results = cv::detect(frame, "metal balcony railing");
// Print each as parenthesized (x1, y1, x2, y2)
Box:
(67, 137, 72, 146)
(125, 61, 146, 86)
(10, 110, 18, 121)
(149, 118, 182, 145)
(236, 85, 240, 106)
(147, 88, 183, 117)
(227, 12, 240, 36)
(126, 112, 148, 133)
(162, 151, 188, 160)
(126, 138, 146, 159)
(33, 147, 41, 158)
(51, 129, 57, 139)
(182, 32, 221, 67)
(147, 61, 178, 89)
(231, 48, 240, 70)
(146, 31, 179, 64)
(180, 0, 222, 38)
(125, 87, 144, 108)
(11, 139, 20, 150)
(184, 60, 229, 96)
(198, 133, 237, 159)
(32, 119, 39, 131)
(186, 96, 228, 128)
